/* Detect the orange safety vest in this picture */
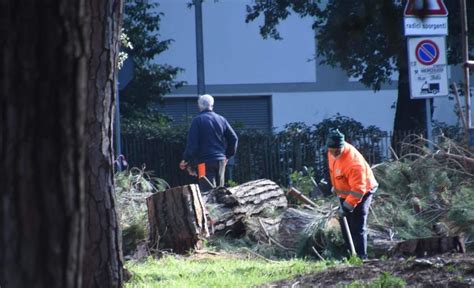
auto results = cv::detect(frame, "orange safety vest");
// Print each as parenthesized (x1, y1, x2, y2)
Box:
(328, 143, 378, 211)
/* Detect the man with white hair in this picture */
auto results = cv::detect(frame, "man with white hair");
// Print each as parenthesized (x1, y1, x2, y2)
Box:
(180, 94, 238, 189)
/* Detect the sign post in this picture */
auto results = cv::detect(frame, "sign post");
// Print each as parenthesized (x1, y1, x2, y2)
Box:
(407, 37, 448, 99)
(404, 0, 449, 150)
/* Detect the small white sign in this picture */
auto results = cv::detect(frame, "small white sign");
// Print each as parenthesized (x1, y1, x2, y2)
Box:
(404, 17, 448, 36)
(403, 0, 448, 36)
(407, 36, 448, 99)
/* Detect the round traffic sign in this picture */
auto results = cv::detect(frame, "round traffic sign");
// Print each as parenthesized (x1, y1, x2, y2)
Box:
(415, 40, 439, 65)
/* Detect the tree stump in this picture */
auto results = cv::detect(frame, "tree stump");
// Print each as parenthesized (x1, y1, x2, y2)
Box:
(146, 184, 209, 254)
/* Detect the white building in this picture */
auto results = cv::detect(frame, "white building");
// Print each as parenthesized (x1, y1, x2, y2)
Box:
(155, 0, 460, 132)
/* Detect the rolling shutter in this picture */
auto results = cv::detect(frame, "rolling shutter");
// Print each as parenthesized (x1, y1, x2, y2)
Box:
(155, 96, 272, 132)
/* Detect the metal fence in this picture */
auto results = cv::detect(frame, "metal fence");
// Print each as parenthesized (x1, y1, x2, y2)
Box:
(120, 130, 422, 188)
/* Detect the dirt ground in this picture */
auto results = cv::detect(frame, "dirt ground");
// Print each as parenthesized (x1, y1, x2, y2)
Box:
(263, 252, 474, 287)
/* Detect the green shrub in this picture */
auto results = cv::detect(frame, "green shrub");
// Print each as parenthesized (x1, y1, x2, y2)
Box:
(121, 110, 188, 140)
(371, 157, 472, 240)
(289, 168, 316, 199)
(226, 179, 239, 187)
(115, 166, 169, 256)
(448, 186, 474, 245)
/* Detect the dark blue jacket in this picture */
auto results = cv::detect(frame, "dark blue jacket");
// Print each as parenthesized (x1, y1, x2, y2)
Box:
(183, 110, 238, 164)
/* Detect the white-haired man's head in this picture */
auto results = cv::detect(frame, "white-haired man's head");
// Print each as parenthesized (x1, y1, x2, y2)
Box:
(198, 94, 214, 111)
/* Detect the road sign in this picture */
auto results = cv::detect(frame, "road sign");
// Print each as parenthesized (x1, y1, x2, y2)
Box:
(404, 0, 448, 16)
(404, 0, 448, 36)
(415, 40, 439, 65)
(407, 36, 448, 99)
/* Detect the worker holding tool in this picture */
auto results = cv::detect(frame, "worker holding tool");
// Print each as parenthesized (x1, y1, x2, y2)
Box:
(326, 129, 378, 259)
(180, 94, 238, 190)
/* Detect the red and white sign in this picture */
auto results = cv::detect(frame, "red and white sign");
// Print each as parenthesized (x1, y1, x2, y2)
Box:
(404, 0, 448, 17)
(404, 0, 448, 36)
(407, 36, 448, 98)
(415, 40, 439, 65)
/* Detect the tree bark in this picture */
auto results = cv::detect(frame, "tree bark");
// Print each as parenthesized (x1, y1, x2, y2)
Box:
(207, 179, 288, 236)
(278, 208, 319, 253)
(393, 40, 427, 139)
(146, 184, 209, 254)
(82, 0, 124, 287)
(0, 1, 89, 287)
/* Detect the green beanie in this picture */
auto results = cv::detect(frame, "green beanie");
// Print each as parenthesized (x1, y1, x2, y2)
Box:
(326, 129, 345, 148)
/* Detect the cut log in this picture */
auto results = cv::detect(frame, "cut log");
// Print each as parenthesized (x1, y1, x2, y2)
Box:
(391, 235, 466, 257)
(278, 208, 319, 252)
(277, 207, 404, 258)
(288, 187, 318, 208)
(367, 228, 398, 258)
(278, 207, 347, 256)
(206, 179, 288, 236)
(146, 184, 209, 254)
(371, 239, 398, 257)
(244, 216, 283, 244)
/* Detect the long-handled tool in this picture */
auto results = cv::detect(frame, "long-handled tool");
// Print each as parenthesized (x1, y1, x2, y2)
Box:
(339, 204, 356, 257)
(302, 166, 356, 256)
(302, 166, 324, 197)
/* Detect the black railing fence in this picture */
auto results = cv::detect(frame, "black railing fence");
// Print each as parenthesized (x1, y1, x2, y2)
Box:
(120, 130, 425, 188)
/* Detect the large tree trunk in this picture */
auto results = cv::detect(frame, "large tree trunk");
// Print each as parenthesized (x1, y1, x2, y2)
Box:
(393, 40, 427, 148)
(146, 184, 209, 254)
(0, 1, 89, 287)
(82, 0, 124, 287)
(207, 179, 288, 236)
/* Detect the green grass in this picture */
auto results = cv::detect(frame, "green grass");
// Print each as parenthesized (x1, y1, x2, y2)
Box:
(344, 272, 406, 288)
(125, 255, 330, 288)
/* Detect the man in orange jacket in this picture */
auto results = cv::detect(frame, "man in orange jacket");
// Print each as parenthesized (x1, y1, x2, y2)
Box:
(327, 129, 378, 259)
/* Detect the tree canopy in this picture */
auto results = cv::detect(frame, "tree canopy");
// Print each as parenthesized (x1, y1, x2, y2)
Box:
(121, 0, 184, 117)
(246, 0, 474, 133)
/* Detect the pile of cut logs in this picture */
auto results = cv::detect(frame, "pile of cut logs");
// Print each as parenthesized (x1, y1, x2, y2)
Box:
(146, 179, 466, 258)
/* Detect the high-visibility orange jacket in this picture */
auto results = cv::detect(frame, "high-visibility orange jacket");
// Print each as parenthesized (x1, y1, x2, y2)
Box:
(328, 143, 378, 211)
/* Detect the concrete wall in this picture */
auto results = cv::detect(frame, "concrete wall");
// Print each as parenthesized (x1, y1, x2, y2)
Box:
(157, 0, 316, 85)
(155, 0, 461, 132)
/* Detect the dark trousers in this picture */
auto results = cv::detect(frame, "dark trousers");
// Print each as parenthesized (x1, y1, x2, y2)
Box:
(204, 160, 226, 188)
(339, 190, 375, 259)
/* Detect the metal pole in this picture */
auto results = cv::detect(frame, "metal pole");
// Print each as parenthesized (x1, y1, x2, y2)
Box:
(426, 98, 433, 149)
(115, 80, 122, 171)
(461, 0, 472, 129)
(195, 0, 206, 95)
